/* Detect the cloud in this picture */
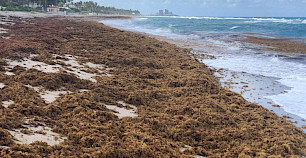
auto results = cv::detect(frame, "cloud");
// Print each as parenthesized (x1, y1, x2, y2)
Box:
(163, 0, 172, 4)
(226, 0, 240, 7)
(226, 0, 240, 2)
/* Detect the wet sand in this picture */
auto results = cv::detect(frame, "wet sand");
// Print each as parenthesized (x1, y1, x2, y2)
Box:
(214, 69, 306, 128)
(0, 13, 305, 157)
(145, 34, 306, 130)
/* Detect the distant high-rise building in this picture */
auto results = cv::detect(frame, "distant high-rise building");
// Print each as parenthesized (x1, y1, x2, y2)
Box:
(156, 9, 176, 16)
(159, 10, 164, 16)
(164, 9, 169, 15)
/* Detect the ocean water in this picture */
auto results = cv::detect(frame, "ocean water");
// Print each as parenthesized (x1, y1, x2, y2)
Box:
(101, 17, 306, 123)
(102, 16, 306, 38)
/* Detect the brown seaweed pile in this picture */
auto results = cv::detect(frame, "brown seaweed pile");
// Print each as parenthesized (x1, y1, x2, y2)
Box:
(0, 16, 305, 157)
(239, 35, 306, 54)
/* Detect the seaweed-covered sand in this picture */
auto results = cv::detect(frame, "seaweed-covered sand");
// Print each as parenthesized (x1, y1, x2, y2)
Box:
(0, 14, 305, 157)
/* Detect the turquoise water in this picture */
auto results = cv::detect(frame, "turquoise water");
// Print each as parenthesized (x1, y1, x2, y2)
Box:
(130, 16, 306, 38)
(101, 16, 306, 127)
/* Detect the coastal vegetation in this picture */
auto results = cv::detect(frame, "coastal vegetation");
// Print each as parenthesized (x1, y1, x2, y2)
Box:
(0, 0, 140, 15)
(73, 1, 140, 15)
(0, 0, 43, 12)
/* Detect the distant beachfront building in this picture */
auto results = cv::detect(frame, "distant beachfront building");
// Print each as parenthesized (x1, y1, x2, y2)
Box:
(159, 10, 164, 16)
(47, 6, 59, 13)
(156, 9, 177, 16)
(23, 2, 42, 8)
(64, 4, 76, 9)
(164, 9, 169, 15)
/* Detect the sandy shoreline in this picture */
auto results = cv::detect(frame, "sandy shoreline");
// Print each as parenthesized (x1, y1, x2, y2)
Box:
(214, 69, 306, 127)
(0, 12, 306, 157)
(127, 30, 306, 130)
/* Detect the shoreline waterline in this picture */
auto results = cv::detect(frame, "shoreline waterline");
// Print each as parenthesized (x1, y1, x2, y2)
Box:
(162, 34, 306, 129)
(100, 17, 306, 130)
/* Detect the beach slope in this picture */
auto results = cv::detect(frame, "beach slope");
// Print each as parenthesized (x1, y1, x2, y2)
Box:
(0, 15, 305, 157)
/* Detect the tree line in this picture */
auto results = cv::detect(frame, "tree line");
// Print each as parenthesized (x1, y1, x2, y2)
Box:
(73, 1, 140, 15)
(0, 0, 140, 15)
(0, 0, 71, 11)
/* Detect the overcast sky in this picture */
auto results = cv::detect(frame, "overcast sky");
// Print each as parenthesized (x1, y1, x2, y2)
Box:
(87, 0, 306, 17)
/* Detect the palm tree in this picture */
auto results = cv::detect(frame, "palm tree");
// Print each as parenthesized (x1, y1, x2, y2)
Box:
(74, 1, 82, 10)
